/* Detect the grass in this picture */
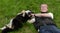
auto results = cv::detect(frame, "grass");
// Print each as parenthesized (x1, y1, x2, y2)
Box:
(0, 0, 60, 33)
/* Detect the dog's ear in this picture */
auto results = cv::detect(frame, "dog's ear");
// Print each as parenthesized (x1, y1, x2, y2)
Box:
(21, 10, 26, 17)
(22, 12, 25, 17)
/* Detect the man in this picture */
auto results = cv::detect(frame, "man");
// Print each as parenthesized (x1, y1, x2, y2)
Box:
(28, 4, 60, 33)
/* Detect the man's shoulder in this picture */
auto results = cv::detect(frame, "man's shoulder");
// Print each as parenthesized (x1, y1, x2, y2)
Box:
(48, 12, 53, 15)
(48, 12, 53, 14)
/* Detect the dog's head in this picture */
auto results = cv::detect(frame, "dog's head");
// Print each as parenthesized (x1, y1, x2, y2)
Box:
(25, 10, 33, 17)
(17, 10, 34, 20)
(22, 10, 33, 20)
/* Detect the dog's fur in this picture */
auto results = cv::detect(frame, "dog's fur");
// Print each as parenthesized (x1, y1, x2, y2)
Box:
(0, 10, 33, 33)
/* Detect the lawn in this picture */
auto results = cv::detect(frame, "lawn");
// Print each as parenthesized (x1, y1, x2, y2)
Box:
(0, 0, 60, 33)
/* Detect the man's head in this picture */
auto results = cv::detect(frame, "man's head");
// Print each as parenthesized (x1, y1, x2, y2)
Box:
(40, 4, 48, 12)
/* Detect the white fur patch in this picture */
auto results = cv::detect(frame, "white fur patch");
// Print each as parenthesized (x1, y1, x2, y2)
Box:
(0, 26, 6, 30)
(0, 19, 13, 30)
(25, 10, 31, 14)
(27, 18, 35, 23)
(6, 18, 13, 28)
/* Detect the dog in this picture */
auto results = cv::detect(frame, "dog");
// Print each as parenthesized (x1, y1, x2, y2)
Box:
(0, 10, 33, 33)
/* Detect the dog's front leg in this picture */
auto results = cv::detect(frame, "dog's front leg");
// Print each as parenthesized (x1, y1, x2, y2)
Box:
(6, 18, 14, 29)
(0, 18, 14, 30)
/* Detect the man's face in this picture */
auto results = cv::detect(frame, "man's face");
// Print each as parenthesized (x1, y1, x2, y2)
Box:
(41, 4, 48, 12)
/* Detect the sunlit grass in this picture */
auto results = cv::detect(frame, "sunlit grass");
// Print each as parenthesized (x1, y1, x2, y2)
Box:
(0, 0, 60, 33)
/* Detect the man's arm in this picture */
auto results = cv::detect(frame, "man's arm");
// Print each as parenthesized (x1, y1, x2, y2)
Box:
(35, 13, 53, 19)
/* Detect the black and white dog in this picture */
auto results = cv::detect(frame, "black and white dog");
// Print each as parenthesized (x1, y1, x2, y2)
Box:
(0, 10, 33, 33)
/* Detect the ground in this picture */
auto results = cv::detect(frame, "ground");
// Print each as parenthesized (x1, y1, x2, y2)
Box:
(0, 0, 60, 33)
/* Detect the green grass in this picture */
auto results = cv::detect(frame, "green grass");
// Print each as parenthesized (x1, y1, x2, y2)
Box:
(0, 0, 60, 33)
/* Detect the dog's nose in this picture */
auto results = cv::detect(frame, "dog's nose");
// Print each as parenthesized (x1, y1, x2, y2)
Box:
(31, 14, 35, 17)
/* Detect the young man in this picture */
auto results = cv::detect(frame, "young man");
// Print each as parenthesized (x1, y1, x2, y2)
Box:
(28, 4, 60, 33)
(35, 4, 53, 19)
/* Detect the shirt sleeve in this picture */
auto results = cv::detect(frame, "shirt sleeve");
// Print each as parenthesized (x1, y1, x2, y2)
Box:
(48, 13, 54, 19)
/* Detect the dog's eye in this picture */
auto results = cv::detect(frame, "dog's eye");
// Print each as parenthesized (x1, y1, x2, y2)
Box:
(28, 12, 32, 15)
